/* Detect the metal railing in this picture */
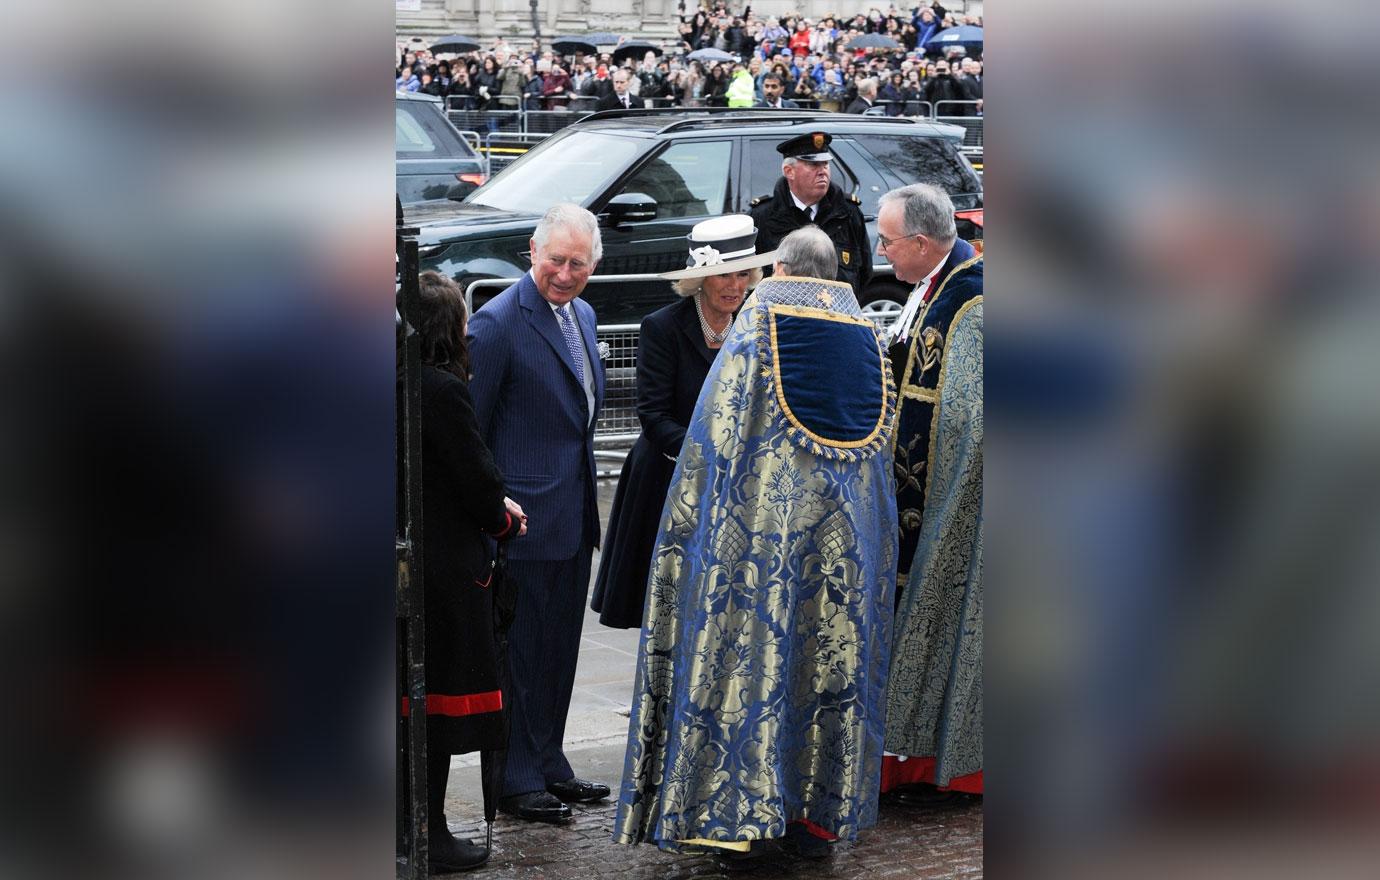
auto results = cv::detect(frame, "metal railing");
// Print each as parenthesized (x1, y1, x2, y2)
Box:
(480, 131, 551, 176)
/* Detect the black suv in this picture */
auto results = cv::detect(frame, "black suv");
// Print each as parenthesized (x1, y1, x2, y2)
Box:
(406, 109, 982, 326)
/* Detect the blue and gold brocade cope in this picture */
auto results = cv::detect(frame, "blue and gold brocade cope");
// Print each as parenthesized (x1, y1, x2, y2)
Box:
(612, 277, 899, 850)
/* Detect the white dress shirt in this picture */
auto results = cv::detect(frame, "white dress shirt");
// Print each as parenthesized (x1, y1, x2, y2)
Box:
(789, 191, 819, 222)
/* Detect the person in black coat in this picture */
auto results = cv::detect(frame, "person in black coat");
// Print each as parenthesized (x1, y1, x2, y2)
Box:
(845, 76, 879, 113)
(400, 271, 526, 872)
(473, 55, 503, 109)
(922, 59, 970, 115)
(595, 68, 636, 111)
(750, 131, 873, 294)
(590, 215, 777, 628)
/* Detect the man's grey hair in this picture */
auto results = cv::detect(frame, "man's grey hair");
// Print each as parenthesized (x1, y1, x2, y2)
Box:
(532, 202, 603, 264)
(857, 77, 879, 98)
(878, 183, 956, 245)
(775, 225, 836, 280)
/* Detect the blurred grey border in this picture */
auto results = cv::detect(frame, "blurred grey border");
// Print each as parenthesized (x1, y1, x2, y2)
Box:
(0, 3, 394, 879)
(991, 0, 1380, 876)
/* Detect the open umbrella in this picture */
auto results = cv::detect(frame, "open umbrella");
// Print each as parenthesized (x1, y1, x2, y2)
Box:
(551, 35, 598, 55)
(848, 33, 902, 51)
(552, 32, 623, 55)
(612, 40, 662, 64)
(924, 25, 983, 55)
(687, 48, 737, 64)
(430, 34, 481, 55)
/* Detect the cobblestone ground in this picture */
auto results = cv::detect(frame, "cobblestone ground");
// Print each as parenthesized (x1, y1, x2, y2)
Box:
(442, 787, 983, 879)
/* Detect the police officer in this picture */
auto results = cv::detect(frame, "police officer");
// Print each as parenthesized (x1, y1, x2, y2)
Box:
(750, 131, 872, 294)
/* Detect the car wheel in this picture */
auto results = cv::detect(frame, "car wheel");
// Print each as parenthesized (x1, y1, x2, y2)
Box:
(859, 286, 908, 334)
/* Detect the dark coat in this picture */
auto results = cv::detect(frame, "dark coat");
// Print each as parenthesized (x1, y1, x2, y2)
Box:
(845, 96, 876, 114)
(923, 74, 970, 115)
(879, 82, 906, 115)
(467, 273, 605, 561)
(754, 97, 801, 109)
(750, 177, 874, 293)
(590, 297, 716, 628)
(596, 90, 636, 111)
(409, 365, 520, 754)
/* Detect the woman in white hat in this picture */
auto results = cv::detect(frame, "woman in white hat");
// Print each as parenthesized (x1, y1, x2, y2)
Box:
(590, 215, 775, 629)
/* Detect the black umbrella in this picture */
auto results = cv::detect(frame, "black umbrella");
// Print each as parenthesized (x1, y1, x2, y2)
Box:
(551, 35, 597, 55)
(612, 40, 662, 64)
(552, 32, 623, 56)
(479, 544, 521, 850)
(848, 33, 902, 51)
(430, 34, 481, 54)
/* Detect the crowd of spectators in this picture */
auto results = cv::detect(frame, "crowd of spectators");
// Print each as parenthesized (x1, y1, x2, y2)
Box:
(395, 1, 983, 118)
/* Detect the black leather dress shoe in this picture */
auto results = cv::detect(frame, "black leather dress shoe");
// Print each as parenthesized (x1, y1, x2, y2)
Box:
(546, 777, 610, 803)
(498, 790, 573, 823)
(786, 825, 830, 859)
(891, 783, 964, 808)
(429, 829, 489, 873)
(717, 843, 767, 873)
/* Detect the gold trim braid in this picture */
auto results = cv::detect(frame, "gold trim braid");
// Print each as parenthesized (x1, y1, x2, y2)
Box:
(755, 302, 896, 460)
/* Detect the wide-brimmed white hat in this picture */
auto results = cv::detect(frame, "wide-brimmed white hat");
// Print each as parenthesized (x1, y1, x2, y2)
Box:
(659, 215, 778, 281)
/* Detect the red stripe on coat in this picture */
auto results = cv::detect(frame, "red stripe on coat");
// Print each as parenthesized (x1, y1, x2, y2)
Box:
(400, 690, 503, 717)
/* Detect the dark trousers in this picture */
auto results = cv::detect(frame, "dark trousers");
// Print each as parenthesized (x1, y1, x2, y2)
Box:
(501, 550, 591, 796)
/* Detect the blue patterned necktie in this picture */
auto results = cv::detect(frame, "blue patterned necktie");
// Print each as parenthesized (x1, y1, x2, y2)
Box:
(558, 304, 585, 386)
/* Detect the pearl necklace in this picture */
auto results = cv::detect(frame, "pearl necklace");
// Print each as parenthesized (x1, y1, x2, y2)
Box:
(695, 293, 731, 344)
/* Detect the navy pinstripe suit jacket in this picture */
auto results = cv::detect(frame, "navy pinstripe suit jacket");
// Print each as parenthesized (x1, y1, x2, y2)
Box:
(467, 272, 605, 561)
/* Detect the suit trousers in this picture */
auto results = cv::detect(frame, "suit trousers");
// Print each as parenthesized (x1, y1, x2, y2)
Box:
(501, 549, 592, 796)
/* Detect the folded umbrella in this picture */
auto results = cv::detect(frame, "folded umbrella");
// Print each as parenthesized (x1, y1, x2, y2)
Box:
(479, 543, 520, 851)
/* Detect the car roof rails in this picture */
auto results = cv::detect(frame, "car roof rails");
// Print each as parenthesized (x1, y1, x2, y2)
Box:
(573, 107, 940, 135)
(655, 113, 924, 135)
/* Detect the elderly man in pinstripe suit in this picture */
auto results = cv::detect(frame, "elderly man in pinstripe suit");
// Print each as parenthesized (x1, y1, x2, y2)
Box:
(467, 203, 610, 823)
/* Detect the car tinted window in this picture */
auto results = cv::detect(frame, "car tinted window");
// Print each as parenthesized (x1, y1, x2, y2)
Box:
(849, 134, 979, 207)
(745, 138, 857, 203)
(396, 107, 436, 153)
(617, 141, 732, 220)
(396, 103, 473, 157)
(468, 131, 642, 214)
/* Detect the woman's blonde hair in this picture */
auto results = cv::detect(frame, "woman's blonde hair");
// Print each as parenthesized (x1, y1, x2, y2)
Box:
(673, 267, 763, 298)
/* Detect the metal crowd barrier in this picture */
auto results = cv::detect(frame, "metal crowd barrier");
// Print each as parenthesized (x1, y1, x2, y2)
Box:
(935, 100, 984, 153)
(480, 131, 551, 175)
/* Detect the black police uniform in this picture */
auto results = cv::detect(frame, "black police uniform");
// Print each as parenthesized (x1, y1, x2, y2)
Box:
(749, 132, 873, 294)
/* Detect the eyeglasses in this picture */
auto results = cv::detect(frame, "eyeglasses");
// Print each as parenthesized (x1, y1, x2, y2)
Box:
(876, 231, 923, 251)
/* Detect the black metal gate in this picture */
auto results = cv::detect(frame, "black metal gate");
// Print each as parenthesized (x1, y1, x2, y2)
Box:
(396, 210, 430, 879)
